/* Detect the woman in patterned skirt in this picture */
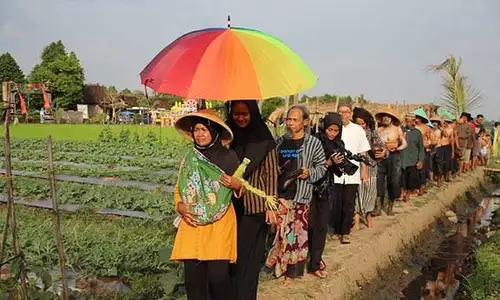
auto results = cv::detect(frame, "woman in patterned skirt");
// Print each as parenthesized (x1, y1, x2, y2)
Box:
(352, 108, 386, 230)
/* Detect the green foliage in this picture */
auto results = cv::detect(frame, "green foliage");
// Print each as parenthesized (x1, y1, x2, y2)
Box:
(28, 41, 85, 109)
(428, 55, 483, 117)
(0, 52, 25, 84)
(4, 160, 177, 185)
(118, 129, 131, 144)
(0, 205, 179, 283)
(261, 97, 283, 120)
(1, 177, 175, 216)
(0, 52, 25, 101)
(89, 111, 107, 124)
(465, 231, 500, 299)
(3, 138, 188, 160)
(98, 127, 115, 143)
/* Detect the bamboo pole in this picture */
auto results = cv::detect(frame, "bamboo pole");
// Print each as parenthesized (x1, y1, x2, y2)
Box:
(0, 82, 28, 299)
(294, 93, 299, 105)
(0, 82, 12, 263)
(47, 136, 69, 300)
(334, 95, 340, 112)
(284, 95, 290, 114)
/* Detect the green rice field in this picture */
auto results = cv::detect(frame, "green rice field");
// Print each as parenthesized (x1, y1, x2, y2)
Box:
(1, 124, 183, 141)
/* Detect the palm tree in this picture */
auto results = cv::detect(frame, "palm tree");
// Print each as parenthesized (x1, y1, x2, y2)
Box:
(428, 54, 483, 118)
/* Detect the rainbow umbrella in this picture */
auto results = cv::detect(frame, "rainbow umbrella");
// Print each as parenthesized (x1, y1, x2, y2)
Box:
(140, 24, 317, 101)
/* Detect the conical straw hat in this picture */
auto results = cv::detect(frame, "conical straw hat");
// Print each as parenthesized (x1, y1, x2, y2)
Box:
(442, 115, 453, 123)
(438, 109, 455, 121)
(375, 107, 400, 125)
(413, 108, 429, 123)
(427, 121, 434, 128)
(175, 109, 234, 146)
(430, 115, 442, 123)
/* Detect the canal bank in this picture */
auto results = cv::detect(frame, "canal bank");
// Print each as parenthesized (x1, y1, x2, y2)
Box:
(257, 168, 486, 300)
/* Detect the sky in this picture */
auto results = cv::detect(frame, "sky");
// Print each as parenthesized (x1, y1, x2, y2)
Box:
(1, 0, 499, 119)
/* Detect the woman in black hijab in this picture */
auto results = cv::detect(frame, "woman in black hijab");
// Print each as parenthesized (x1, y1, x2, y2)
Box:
(172, 110, 242, 300)
(226, 100, 278, 300)
(309, 112, 345, 278)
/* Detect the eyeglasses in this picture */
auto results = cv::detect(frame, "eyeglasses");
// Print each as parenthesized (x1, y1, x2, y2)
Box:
(338, 110, 351, 115)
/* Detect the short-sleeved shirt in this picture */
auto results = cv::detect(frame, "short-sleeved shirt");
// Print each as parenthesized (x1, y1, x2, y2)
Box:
(277, 138, 304, 199)
(334, 122, 371, 185)
(458, 123, 474, 149)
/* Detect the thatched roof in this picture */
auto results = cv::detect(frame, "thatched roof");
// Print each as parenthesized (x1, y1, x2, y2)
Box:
(83, 84, 107, 105)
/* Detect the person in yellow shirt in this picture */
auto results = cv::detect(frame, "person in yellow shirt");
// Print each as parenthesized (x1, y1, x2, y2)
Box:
(171, 109, 243, 300)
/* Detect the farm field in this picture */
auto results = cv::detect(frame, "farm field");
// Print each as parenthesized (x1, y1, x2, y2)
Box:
(0, 123, 184, 141)
(0, 125, 189, 299)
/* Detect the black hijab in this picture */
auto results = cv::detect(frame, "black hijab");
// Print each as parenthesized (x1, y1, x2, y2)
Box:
(316, 112, 344, 157)
(191, 117, 239, 175)
(226, 100, 276, 179)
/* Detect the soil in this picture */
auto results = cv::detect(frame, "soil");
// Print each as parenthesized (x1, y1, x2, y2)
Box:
(256, 168, 485, 300)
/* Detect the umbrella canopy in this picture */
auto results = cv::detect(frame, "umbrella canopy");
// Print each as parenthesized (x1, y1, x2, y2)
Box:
(140, 27, 317, 101)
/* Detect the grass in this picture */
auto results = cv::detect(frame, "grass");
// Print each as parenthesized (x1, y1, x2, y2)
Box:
(466, 230, 500, 300)
(0, 124, 183, 141)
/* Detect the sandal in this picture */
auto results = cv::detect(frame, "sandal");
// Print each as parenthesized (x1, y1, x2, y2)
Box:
(341, 235, 351, 244)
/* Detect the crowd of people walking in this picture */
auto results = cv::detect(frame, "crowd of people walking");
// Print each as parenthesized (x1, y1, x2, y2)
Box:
(169, 100, 491, 300)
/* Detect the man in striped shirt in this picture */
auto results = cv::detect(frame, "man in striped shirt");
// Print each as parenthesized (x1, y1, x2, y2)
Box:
(266, 105, 326, 280)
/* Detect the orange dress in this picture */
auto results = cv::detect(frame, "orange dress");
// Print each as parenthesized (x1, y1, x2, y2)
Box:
(170, 183, 237, 263)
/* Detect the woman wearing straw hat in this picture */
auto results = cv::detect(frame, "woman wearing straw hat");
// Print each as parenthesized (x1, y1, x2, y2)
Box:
(171, 109, 243, 300)
(375, 107, 407, 215)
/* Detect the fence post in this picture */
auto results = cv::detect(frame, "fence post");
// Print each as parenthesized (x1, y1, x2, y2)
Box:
(0, 81, 28, 299)
(47, 136, 69, 299)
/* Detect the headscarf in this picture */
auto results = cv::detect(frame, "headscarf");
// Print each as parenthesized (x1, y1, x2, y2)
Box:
(191, 117, 239, 175)
(226, 100, 276, 179)
(316, 112, 344, 158)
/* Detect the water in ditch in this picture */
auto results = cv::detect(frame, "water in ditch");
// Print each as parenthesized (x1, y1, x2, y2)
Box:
(358, 188, 500, 300)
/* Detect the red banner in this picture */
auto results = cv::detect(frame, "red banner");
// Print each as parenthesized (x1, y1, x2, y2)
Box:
(40, 85, 51, 109)
(17, 92, 28, 115)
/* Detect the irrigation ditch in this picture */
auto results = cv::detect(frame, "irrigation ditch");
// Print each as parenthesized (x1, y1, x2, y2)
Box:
(257, 168, 491, 300)
(355, 182, 499, 300)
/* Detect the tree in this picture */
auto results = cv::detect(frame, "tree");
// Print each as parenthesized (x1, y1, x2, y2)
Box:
(28, 41, 85, 109)
(121, 88, 132, 94)
(428, 54, 483, 118)
(102, 86, 126, 123)
(0, 53, 25, 100)
(0, 53, 25, 84)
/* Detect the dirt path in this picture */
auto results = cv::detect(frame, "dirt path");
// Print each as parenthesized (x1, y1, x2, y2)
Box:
(257, 168, 485, 300)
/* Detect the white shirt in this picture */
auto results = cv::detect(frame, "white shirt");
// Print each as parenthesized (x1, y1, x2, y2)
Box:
(334, 121, 371, 185)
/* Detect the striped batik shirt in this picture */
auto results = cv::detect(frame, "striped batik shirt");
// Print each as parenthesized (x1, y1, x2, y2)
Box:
(276, 134, 327, 204)
(242, 149, 279, 215)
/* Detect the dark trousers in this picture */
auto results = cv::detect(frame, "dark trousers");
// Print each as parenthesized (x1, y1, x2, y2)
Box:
(420, 151, 431, 185)
(233, 213, 268, 300)
(331, 184, 358, 235)
(184, 260, 234, 300)
(308, 192, 328, 272)
(377, 151, 401, 202)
